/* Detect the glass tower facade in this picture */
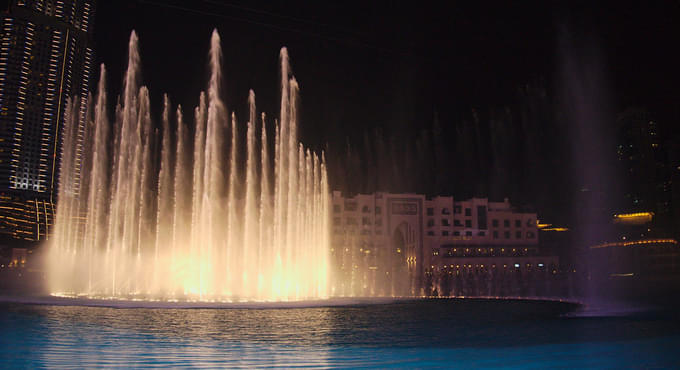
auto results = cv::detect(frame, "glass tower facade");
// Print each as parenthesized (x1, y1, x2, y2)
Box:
(0, 0, 95, 240)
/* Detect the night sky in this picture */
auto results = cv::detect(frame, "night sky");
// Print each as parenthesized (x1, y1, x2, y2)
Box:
(16, 1, 680, 222)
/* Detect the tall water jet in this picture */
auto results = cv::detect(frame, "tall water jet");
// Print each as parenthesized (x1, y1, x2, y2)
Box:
(48, 30, 330, 302)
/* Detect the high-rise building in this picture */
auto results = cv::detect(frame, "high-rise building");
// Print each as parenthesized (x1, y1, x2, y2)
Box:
(0, 0, 95, 241)
(616, 108, 673, 234)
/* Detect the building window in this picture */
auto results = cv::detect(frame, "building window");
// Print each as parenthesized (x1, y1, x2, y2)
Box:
(465, 231, 472, 236)
(442, 231, 449, 236)
(515, 220, 521, 228)
(478, 231, 485, 236)
(442, 208, 450, 215)
(344, 202, 357, 211)
(527, 231, 535, 238)
(465, 219, 471, 228)
(346, 218, 357, 225)
(427, 231, 434, 236)
(493, 231, 499, 239)
(427, 207, 434, 216)
(362, 206, 371, 213)
(442, 219, 450, 227)
(526, 219, 533, 227)
(432, 248, 439, 256)
(375, 206, 382, 214)
(516, 231, 522, 239)
(333, 205, 341, 213)
(465, 208, 471, 216)
(375, 218, 382, 227)
(454, 219, 462, 227)
(361, 229, 371, 235)
(454, 205, 461, 214)
(477, 206, 487, 229)
(362, 217, 371, 226)
(504, 231, 510, 239)
(504, 219, 510, 227)
(454, 231, 460, 236)
(427, 219, 435, 227)
(492, 219, 499, 227)
(333, 217, 341, 226)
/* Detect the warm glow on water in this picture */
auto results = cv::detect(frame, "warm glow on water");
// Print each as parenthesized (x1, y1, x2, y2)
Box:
(47, 30, 330, 302)
(1, 300, 679, 368)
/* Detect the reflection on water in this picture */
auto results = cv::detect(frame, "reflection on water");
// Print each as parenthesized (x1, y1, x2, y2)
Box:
(1, 300, 679, 368)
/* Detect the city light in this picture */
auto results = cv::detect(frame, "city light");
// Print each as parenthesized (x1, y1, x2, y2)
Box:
(591, 238, 678, 249)
(613, 212, 654, 225)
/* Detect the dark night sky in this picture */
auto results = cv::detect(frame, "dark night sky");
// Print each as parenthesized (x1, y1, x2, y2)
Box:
(0, 1, 675, 143)
(91, 1, 680, 139)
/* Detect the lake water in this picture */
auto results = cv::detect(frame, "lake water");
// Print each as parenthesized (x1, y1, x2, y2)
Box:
(1, 298, 679, 368)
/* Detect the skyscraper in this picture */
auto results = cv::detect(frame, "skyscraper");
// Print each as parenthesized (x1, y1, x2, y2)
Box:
(0, 0, 95, 241)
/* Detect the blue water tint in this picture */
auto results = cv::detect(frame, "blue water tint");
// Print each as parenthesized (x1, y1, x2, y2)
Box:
(1, 299, 678, 368)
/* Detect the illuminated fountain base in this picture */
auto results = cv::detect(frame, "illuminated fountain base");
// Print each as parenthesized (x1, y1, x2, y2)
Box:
(47, 30, 330, 302)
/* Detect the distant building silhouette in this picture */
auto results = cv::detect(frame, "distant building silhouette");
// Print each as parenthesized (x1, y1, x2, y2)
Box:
(0, 0, 95, 241)
(616, 108, 673, 235)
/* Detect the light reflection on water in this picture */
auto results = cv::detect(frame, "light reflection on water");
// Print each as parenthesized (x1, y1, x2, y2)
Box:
(1, 300, 679, 368)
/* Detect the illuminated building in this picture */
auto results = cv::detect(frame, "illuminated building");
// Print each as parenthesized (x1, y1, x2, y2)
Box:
(330, 191, 558, 297)
(0, 1, 95, 241)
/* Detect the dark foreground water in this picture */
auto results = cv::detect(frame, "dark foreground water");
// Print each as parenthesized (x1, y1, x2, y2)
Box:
(1, 298, 679, 368)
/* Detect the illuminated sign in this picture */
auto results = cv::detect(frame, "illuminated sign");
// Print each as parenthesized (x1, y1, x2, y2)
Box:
(391, 202, 417, 215)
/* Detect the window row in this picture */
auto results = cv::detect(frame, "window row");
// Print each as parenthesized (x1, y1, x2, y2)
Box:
(333, 217, 382, 227)
(491, 219, 534, 228)
(426, 206, 472, 216)
(426, 230, 536, 239)
(333, 204, 382, 214)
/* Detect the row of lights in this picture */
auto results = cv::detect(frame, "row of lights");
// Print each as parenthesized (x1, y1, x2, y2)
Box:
(591, 238, 677, 249)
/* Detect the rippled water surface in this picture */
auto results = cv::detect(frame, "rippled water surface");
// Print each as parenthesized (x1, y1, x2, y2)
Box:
(1, 299, 679, 368)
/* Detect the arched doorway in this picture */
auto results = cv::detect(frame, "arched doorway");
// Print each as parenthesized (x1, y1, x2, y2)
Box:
(391, 222, 417, 296)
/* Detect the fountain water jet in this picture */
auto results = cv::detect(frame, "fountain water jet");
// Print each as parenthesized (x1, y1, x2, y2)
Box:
(48, 29, 330, 302)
